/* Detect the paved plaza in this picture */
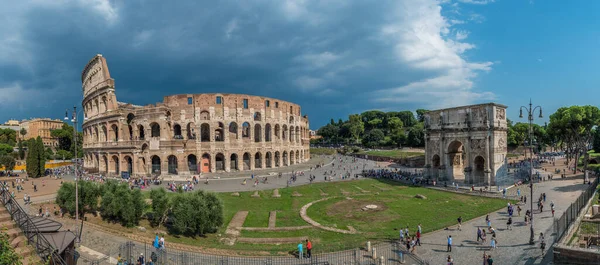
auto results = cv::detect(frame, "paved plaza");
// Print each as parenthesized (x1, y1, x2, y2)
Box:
(5, 154, 594, 265)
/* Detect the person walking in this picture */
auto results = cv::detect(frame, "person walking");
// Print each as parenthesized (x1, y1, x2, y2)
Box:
(517, 188, 521, 198)
(306, 239, 312, 258)
(416, 229, 421, 246)
(490, 237, 497, 249)
(487, 254, 494, 265)
(539, 233, 546, 256)
(447, 235, 452, 252)
(399, 227, 405, 243)
(507, 217, 513, 230)
(447, 255, 454, 265)
(457, 216, 462, 231)
(517, 205, 522, 217)
(297, 242, 303, 259)
(477, 227, 482, 242)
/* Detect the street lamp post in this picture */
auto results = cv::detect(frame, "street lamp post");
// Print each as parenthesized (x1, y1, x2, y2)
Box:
(65, 106, 84, 242)
(520, 99, 543, 245)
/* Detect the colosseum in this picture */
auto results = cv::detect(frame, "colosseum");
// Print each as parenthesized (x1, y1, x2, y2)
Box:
(81, 54, 310, 177)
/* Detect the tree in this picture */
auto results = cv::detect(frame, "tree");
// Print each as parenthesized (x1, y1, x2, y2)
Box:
(26, 139, 40, 177)
(362, 129, 385, 148)
(0, 129, 17, 147)
(396, 111, 417, 127)
(45, 147, 54, 160)
(416, 109, 429, 123)
(17, 140, 24, 160)
(593, 128, 600, 153)
(19, 128, 27, 138)
(0, 156, 16, 171)
(55, 150, 73, 160)
(346, 114, 364, 144)
(56, 181, 101, 219)
(169, 190, 223, 237)
(36, 137, 45, 176)
(549, 105, 600, 176)
(317, 124, 339, 142)
(406, 123, 425, 147)
(0, 144, 13, 156)
(150, 188, 170, 227)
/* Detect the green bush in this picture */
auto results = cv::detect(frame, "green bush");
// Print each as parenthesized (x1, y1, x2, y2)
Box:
(150, 188, 169, 227)
(169, 190, 224, 236)
(56, 181, 101, 218)
(100, 181, 145, 227)
(0, 229, 21, 265)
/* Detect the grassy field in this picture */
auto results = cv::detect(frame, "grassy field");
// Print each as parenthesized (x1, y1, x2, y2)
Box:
(309, 148, 338, 156)
(130, 179, 511, 254)
(356, 149, 424, 159)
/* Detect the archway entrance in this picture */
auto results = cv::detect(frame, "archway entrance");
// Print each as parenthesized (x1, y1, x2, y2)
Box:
(151, 156, 161, 174)
(254, 152, 262, 169)
(447, 140, 465, 181)
(201, 153, 210, 173)
(243, 153, 250, 170)
(216, 153, 225, 171)
(188, 155, 198, 174)
(266, 152, 272, 168)
(230, 154, 238, 171)
(168, 155, 178, 175)
(112, 155, 119, 174)
(473, 156, 485, 184)
(275, 151, 280, 167)
(125, 156, 132, 174)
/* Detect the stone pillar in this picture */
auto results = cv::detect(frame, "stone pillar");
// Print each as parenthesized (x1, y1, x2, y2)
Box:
(225, 153, 231, 172)
(484, 135, 491, 185)
(210, 154, 216, 173)
(249, 153, 255, 170)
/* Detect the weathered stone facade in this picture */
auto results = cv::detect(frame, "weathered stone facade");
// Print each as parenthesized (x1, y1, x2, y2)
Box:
(424, 103, 507, 185)
(81, 55, 310, 177)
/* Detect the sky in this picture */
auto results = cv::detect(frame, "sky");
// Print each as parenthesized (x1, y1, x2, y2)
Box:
(1, 0, 599, 129)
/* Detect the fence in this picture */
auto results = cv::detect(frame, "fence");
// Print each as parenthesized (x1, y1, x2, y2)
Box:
(0, 185, 67, 265)
(554, 176, 600, 243)
(102, 240, 429, 265)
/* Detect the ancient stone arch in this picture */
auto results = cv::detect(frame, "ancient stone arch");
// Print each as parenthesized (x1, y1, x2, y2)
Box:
(424, 103, 508, 185)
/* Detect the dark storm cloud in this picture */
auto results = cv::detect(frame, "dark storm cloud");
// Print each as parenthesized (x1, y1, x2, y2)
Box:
(0, 0, 493, 127)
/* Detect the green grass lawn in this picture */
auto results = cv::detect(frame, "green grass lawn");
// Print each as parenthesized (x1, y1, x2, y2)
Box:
(356, 149, 424, 159)
(309, 148, 338, 155)
(151, 178, 509, 254)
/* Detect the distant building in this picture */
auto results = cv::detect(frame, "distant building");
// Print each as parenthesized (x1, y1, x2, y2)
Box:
(20, 118, 64, 147)
(309, 130, 322, 140)
(0, 120, 20, 131)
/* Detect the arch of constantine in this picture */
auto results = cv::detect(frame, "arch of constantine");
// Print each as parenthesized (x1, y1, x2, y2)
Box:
(80, 54, 310, 177)
(424, 103, 508, 185)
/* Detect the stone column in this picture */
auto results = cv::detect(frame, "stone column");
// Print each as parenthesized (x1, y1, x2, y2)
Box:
(249, 153, 255, 170)
(484, 135, 491, 185)
(210, 154, 216, 173)
(225, 153, 231, 172)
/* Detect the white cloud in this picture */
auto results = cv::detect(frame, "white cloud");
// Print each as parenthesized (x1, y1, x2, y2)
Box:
(372, 0, 494, 107)
(294, 76, 325, 91)
(455, 30, 469, 40)
(85, 0, 118, 23)
(225, 19, 238, 40)
(132, 30, 154, 47)
(293, 52, 341, 68)
(457, 0, 495, 4)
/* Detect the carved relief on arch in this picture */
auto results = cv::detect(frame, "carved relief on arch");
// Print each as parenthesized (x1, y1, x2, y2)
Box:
(496, 108, 506, 120)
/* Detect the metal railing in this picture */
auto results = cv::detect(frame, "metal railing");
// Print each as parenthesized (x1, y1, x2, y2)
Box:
(107, 240, 429, 265)
(0, 185, 67, 265)
(554, 176, 599, 242)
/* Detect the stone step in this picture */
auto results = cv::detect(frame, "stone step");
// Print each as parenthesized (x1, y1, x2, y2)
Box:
(5, 228, 22, 240)
(0, 220, 17, 229)
(0, 213, 12, 223)
(10, 235, 27, 249)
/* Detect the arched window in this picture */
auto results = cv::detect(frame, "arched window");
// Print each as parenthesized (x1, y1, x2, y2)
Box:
(138, 125, 145, 140)
(173, 124, 182, 139)
(254, 112, 261, 121)
(265, 124, 272, 142)
(242, 122, 250, 138)
(229, 122, 238, 139)
(187, 123, 196, 139)
(254, 124, 262, 142)
(201, 123, 210, 142)
(151, 156, 161, 174)
(150, 123, 160, 137)
(215, 122, 224, 142)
